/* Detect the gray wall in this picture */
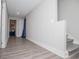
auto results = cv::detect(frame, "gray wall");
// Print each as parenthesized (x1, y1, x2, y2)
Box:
(58, 0, 79, 42)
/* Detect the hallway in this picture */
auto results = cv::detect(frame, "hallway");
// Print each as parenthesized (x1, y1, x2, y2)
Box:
(0, 37, 62, 59)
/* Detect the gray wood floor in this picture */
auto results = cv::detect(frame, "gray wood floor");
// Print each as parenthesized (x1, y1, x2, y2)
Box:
(0, 37, 79, 59)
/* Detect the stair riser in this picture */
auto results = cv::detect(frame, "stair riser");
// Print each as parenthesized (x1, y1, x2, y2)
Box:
(67, 39, 73, 43)
(67, 43, 73, 47)
(67, 41, 73, 44)
(67, 41, 73, 46)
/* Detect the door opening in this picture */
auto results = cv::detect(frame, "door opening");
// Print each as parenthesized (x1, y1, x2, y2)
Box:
(9, 20, 16, 37)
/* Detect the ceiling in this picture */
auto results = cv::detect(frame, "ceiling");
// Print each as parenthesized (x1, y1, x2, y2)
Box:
(6, 0, 43, 18)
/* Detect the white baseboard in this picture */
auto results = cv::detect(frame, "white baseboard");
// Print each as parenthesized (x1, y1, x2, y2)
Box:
(2, 38, 9, 48)
(27, 38, 68, 58)
(2, 42, 7, 48)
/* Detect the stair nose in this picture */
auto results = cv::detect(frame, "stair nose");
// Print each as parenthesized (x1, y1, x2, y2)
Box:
(67, 44, 79, 56)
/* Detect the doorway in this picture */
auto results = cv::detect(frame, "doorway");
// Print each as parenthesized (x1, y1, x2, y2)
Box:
(9, 20, 16, 37)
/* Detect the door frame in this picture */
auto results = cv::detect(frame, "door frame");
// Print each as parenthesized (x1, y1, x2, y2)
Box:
(9, 20, 16, 37)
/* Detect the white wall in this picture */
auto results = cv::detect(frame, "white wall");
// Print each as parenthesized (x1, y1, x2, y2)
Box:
(0, 0, 1, 48)
(26, 0, 57, 39)
(58, 0, 79, 44)
(26, 0, 67, 58)
(9, 17, 24, 37)
(2, 2, 9, 48)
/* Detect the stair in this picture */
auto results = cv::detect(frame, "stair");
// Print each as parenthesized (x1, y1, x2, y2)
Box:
(67, 38, 73, 46)
(67, 38, 79, 56)
(67, 44, 79, 55)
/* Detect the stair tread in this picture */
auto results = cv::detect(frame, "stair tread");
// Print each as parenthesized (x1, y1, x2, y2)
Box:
(67, 44, 79, 52)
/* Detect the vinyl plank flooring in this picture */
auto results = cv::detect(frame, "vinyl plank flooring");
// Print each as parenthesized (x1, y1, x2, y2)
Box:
(0, 37, 79, 59)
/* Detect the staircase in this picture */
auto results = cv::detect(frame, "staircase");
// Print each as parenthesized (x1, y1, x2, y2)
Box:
(67, 38, 79, 56)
